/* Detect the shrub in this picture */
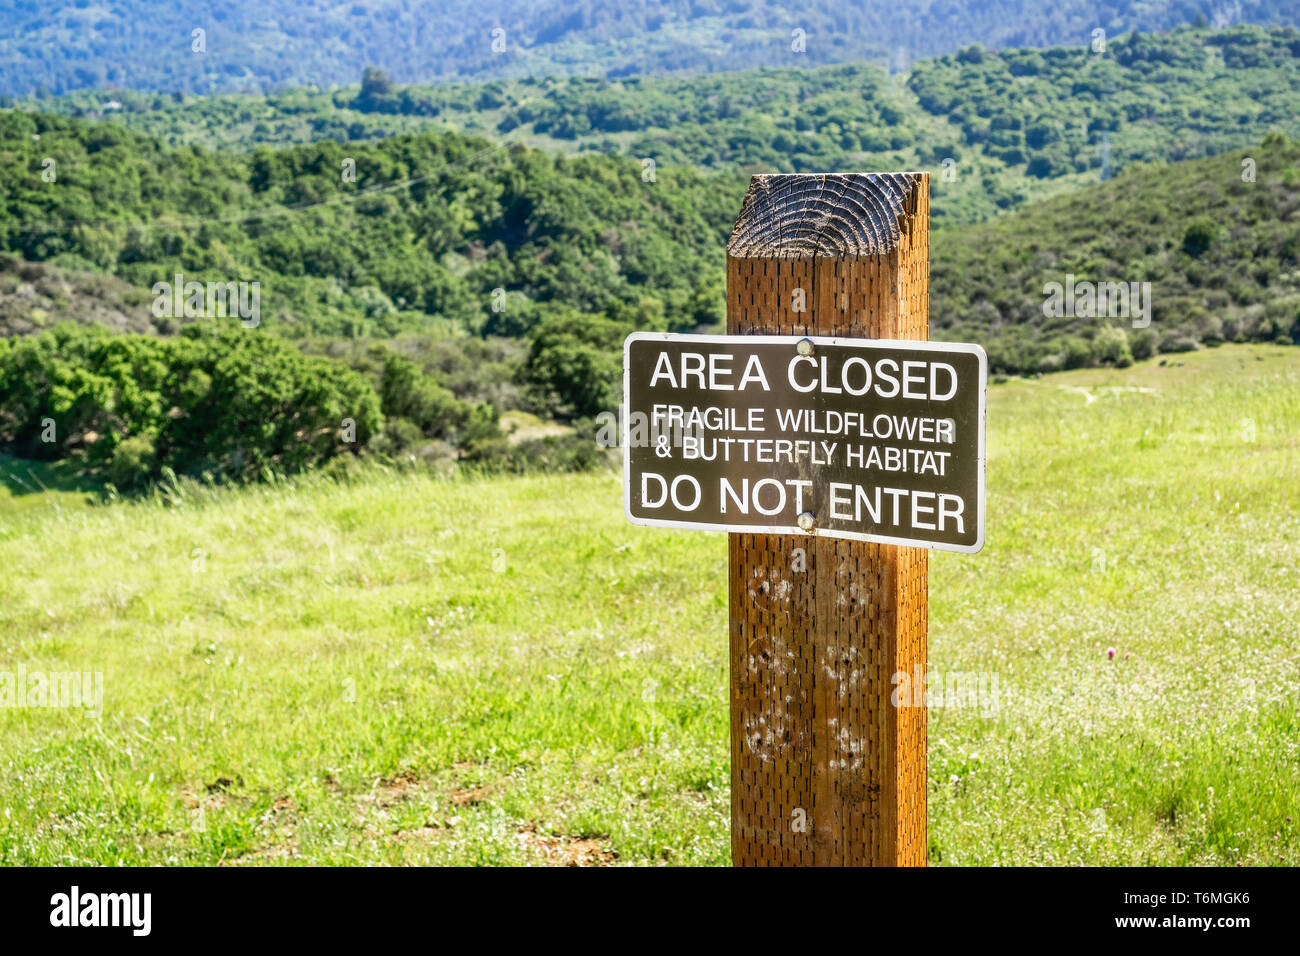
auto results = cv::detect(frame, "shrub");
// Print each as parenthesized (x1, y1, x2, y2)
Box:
(1159, 333, 1200, 353)
(519, 311, 629, 421)
(0, 323, 382, 486)
(1095, 325, 1134, 367)
(105, 433, 157, 489)
(1130, 329, 1157, 360)
(1182, 216, 1219, 257)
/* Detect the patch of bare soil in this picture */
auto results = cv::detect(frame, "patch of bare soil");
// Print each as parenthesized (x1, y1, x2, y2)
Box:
(180, 779, 245, 813)
(516, 823, 618, 866)
(388, 824, 448, 842)
(370, 770, 420, 807)
(222, 844, 299, 866)
(448, 785, 494, 807)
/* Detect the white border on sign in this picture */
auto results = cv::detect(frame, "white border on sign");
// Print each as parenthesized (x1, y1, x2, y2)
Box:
(621, 331, 988, 555)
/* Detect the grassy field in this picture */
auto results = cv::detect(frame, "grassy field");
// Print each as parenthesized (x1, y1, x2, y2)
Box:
(0, 343, 1297, 866)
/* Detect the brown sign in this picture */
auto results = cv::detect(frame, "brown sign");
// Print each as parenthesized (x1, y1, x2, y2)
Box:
(623, 332, 986, 552)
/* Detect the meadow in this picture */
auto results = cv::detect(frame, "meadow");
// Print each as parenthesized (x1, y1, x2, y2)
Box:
(0, 343, 1296, 865)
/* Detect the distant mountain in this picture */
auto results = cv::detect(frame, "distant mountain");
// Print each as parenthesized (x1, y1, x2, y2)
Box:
(30, 27, 1300, 227)
(1, 0, 1297, 97)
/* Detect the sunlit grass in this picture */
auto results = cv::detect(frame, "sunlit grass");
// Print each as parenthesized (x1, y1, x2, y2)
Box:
(0, 343, 1296, 865)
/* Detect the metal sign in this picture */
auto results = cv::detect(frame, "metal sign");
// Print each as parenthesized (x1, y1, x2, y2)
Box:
(623, 332, 987, 552)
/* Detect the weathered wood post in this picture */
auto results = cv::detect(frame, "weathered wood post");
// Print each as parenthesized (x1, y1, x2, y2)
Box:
(725, 173, 930, 866)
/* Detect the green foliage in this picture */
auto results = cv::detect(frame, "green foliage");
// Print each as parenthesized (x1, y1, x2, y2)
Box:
(1182, 216, 1220, 257)
(378, 354, 464, 440)
(106, 433, 157, 490)
(0, 318, 596, 485)
(374, 352, 502, 460)
(519, 312, 630, 421)
(0, 27, 1297, 479)
(1094, 325, 1135, 368)
(6, 2, 1297, 98)
(29, 27, 1300, 227)
(0, 323, 381, 486)
(907, 26, 1300, 217)
(932, 138, 1300, 373)
(1, 115, 1295, 395)
(0, 111, 740, 340)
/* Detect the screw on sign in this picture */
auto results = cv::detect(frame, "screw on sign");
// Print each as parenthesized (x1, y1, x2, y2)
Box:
(623, 173, 987, 866)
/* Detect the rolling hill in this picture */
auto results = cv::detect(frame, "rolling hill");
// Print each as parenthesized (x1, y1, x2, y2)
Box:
(0, 107, 1294, 383)
(932, 136, 1300, 371)
(2, 1, 1298, 97)
(27, 26, 1300, 226)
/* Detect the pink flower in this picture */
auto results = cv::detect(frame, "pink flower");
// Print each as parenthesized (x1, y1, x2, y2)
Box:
(1107, 647, 1116, 660)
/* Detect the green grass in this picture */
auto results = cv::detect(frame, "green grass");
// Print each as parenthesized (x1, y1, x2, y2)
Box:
(1, 343, 1297, 865)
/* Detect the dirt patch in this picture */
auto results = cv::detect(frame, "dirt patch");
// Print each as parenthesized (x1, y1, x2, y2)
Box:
(258, 794, 296, 829)
(224, 795, 300, 864)
(223, 844, 299, 866)
(449, 785, 494, 807)
(516, 823, 617, 866)
(370, 770, 421, 807)
(389, 824, 448, 842)
(180, 783, 243, 812)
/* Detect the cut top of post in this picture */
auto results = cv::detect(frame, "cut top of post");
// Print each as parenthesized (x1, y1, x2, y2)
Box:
(726, 172, 925, 259)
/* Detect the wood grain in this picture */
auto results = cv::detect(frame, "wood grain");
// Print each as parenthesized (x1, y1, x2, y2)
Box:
(726, 172, 929, 866)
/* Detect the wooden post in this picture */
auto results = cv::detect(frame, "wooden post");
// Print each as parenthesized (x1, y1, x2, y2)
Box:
(725, 173, 929, 866)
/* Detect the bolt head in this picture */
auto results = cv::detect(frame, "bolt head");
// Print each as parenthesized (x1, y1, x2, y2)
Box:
(796, 337, 814, 356)
(797, 511, 815, 531)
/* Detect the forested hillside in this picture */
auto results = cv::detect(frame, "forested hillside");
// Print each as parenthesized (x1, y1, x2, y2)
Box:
(934, 136, 1300, 371)
(2, 1, 1296, 97)
(0, 110, 739, 342)
(0, 110, 737, 486)
(2, 24, 1298, 491)
(2, 108, 1294, 386)
(30, 26, 1300, 225)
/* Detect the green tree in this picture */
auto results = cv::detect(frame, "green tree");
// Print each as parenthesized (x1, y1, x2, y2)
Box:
(519, 312, 628, 420)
